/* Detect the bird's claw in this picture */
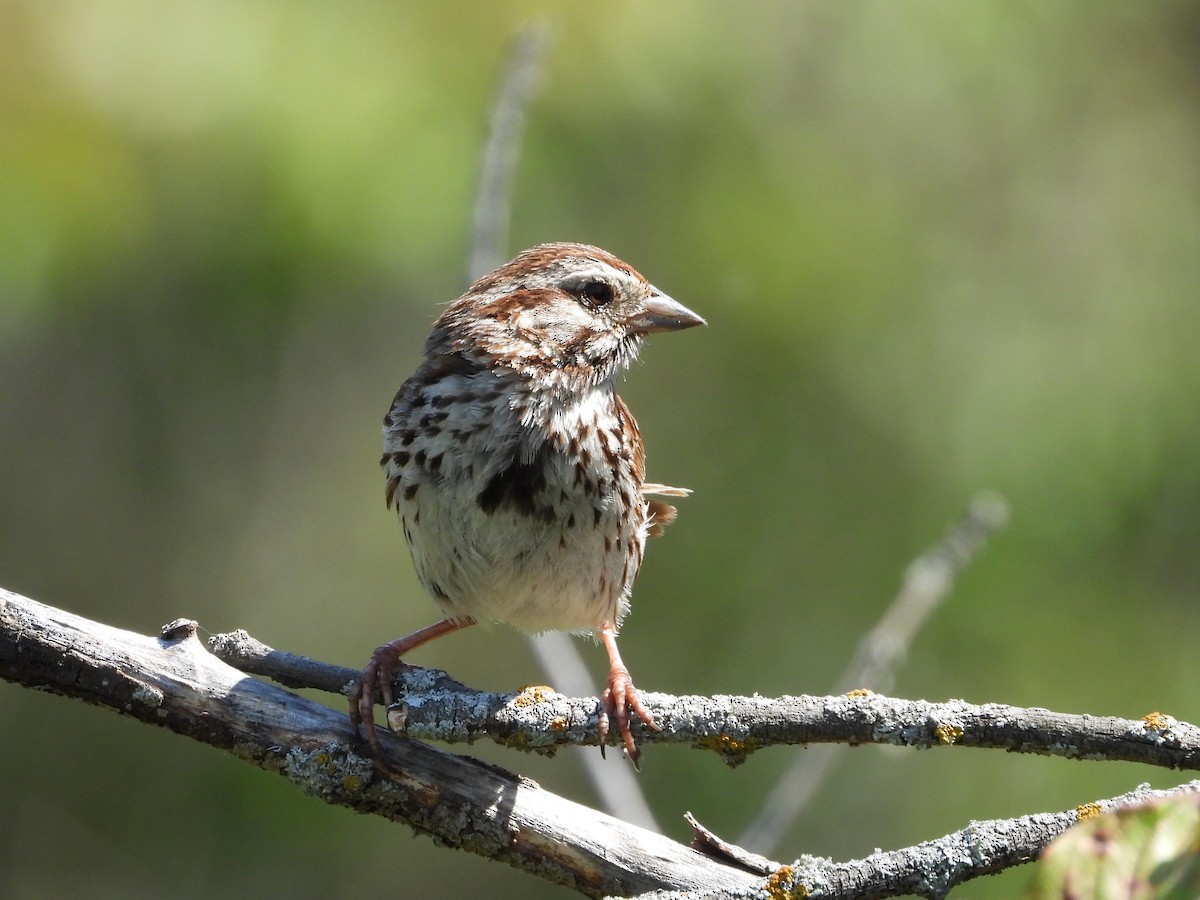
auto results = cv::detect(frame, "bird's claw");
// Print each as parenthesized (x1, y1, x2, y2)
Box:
(597, 664, 660, 768)
(348, 644, 405, 757)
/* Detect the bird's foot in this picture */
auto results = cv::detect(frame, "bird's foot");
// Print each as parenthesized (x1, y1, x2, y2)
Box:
(348, 642, 406, 757)
(347, 618, 476, 756)
(598, 662, 660, 768)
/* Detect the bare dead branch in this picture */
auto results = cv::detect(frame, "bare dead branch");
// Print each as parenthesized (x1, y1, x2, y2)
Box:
(207, 630, 1200, 773)
(686, 812, 780, 876)
(7, 585, 1199, 898)
(529, 631, 663, 832)
(837, 491, 1010, 695)
(0, 587, 756, 898)
(459, 21, 659, 831)
(467, 20, 553, 283)
(649, 781, 1200, 899)
(741, 492, 1010, 850)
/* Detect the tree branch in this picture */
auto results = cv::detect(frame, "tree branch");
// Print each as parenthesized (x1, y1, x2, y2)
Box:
(0, 586, 754, 898)
(208, 626, 1200, 772)
(6, 584, 1199, 898)
(467, 21, 552, 283)
(741, 492, 1010, 850)
(651, 781, 1200, 899)
(459, 20, 660, 832)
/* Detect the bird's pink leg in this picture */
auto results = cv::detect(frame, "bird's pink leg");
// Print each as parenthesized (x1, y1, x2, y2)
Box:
(348, 617, 476, 756)
(597, 622, 660, 766)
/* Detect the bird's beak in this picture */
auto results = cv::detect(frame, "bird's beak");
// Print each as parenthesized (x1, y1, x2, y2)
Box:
(627, 288, 707, 334)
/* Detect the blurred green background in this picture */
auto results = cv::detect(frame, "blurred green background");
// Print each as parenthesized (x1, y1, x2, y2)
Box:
(2, 1, 1199, 897)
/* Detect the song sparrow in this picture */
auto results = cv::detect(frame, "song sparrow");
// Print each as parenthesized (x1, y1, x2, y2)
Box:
(349, 242, 704, 763)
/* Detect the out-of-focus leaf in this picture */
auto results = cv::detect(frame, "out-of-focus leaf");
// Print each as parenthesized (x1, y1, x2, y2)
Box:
(1027, 794, 1200, 899)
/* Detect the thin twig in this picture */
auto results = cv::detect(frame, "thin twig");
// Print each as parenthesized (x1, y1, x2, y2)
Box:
(739, 493, 1010, 852)
(205, 627, 1200, 771)
(461, 18, 658, 831)
(836, 492, 1010, 694)
(649, 781, 1200, 900)
(530, 632, 662, 832)
(467, 20, 552, 283)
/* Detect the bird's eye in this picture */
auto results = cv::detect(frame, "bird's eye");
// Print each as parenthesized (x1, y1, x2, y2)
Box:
(576, 279, 615, 307)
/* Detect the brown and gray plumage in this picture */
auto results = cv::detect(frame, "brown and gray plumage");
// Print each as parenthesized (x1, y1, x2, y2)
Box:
(349, 242, 705, 763)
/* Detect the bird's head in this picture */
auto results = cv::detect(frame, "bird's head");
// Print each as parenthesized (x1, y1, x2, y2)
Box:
(431, 243, 705, 389)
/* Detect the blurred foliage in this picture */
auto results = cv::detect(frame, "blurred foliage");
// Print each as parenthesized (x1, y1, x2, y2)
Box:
(1027, 794, 1200, 899)
(2, 1, 1199, 897)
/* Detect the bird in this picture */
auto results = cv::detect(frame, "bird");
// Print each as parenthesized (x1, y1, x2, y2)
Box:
(348, 242, 704, 764)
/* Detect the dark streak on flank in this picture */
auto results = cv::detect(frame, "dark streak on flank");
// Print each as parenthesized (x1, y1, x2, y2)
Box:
(476, 444, 557, 524)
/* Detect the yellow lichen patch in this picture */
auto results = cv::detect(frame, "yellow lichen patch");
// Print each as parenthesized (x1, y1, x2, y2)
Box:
(697, 733, 759, 767)
(1142, 711, 1171, 732)
(764, 865, 807, 899)
(513, 685, 555, 708)
(315, 752, 333, 767)
(342, 774, 363, 793)
(549, 716, 569, 731)
(845, 688, 873, 698)
(934, 723, 964, 745)
(1075, 802, 1102, 821)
